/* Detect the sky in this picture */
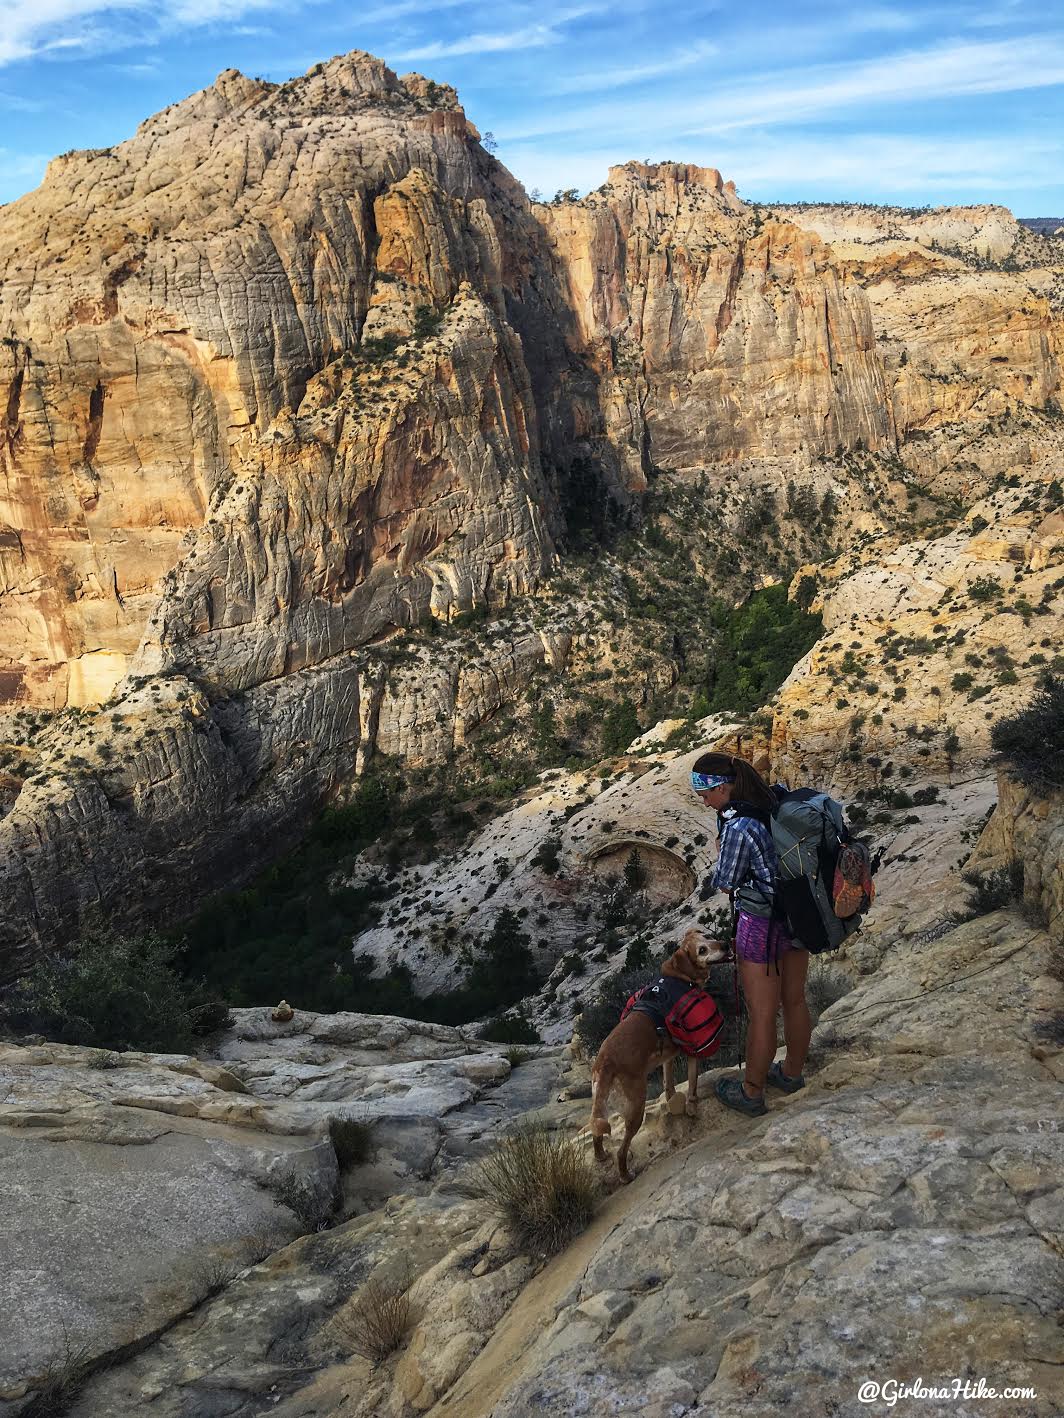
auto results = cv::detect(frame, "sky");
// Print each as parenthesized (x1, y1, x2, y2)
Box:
(1, 0, 1062, 213)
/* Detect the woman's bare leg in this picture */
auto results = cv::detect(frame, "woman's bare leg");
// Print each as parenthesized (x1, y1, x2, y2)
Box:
(780, 948, 811, 1079)
(739, 958, 782, 1098)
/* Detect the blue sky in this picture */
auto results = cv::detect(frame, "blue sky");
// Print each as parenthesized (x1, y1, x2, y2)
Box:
(1, 0, 1062, 213)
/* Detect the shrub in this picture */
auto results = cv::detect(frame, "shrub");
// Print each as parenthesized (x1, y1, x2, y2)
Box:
(19, 1338, 91, 1418)
(602, 891, 627, 929)
(622, 848, 645, 894)
(0, 929, 228, 1054)
(623, 935, 652, 971)
(467, 1126, 599, 1255)
(1033, 1012, 1064, 1047)
(968, 575, 1001, 603)
(477, 909, 538, 1000)
(329, 1118, 375, 1170)
(413, 305, 443, 339)
(962, 860, 1024, 916)
(601, 700, 641, 755)
(911, 785, 941, 806)
(532, 835, 562, 874)
(991, 675, 1064, 794)
(316, 776, 398, 847)
(806, 961, 854, 1024)
(337, 1273, 414, 1365)
(478, 1010, 541, 1044)
(794, 574, 818, 612)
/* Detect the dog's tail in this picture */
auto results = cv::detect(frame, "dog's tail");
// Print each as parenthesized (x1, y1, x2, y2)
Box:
(590, 1060, 614, 1140)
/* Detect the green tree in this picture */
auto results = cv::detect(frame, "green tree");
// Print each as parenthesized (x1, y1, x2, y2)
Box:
(481, 909, 536, 999)
(623, 848, 645, 895)
(991, 674, 1064, 794)
(794, 574, 818, 612)
(705, 585, 822, 715)
(0, 929, 226, 1053)
(601, 700, 640, 755)
(531, 700, 558, 756)
(532, 835, 562, 874)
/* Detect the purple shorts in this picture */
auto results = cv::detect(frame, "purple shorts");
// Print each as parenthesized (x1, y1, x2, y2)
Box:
(735, 911, 796, 965)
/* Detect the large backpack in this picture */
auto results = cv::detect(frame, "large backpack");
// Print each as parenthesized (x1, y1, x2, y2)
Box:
(770, 789, 875, 954)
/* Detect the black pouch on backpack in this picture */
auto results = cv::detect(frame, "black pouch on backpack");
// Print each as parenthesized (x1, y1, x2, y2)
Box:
(777, 876, 833, 952)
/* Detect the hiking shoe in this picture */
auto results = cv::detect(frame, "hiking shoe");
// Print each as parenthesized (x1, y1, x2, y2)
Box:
(715, 1076, 768, 1117)
(767, 1061, 805, 1094)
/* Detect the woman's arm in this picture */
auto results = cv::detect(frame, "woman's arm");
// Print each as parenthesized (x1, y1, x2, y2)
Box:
(709, 818, 753, 893)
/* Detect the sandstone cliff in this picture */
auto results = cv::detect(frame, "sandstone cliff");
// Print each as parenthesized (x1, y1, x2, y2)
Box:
(0, 52, 569, 710)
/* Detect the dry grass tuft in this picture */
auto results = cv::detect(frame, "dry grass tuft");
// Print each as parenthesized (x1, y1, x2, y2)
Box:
(467, 1126, 599, 1257)
(271, 1168, 339, 1233)
(336, 1273, 414, 1365)
(20, 1340, 91, 1418)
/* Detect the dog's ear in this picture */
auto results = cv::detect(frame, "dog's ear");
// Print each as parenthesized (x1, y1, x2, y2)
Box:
(663, 940, 699, 983)
(660, 946, 686, 981)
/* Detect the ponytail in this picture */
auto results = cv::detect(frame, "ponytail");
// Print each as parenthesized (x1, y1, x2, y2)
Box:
(691, 750, 776, 815)
(730, 757, 777, 815)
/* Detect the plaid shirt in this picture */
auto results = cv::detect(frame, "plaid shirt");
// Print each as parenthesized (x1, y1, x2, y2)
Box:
(709, 810, 778, 899)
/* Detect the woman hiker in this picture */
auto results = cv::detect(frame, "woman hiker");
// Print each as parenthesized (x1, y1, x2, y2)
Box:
(690, 751, 810, 1117)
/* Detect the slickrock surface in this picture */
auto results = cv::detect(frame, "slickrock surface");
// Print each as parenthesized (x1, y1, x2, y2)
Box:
(0, 1042, 330, 1413)
(41, 881, 1064, 1418)
(0, 1016, 562, 1414)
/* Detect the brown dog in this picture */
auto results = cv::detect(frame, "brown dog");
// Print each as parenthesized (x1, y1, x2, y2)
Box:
(589, 930, 729, 1183)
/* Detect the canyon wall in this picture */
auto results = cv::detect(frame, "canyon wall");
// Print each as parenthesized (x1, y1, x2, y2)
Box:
(1, 49, 1062, 972)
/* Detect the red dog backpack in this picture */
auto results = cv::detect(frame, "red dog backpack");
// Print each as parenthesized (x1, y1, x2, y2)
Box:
(664, 988, 725, 1058)
(622, 978, 725, 1059)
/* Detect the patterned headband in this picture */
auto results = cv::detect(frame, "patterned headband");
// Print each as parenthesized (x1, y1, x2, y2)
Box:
(691, 771, 735, 792)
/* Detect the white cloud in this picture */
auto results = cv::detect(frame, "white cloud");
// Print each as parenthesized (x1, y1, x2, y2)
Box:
(346, 0, 481, 26)
(546, 39, 717, 95)
(503, 32, 1064, 142)
(0, 0, 287, 66)
(0, 87, 44, 108)
(0, 146, 49, 184)
(0, 0, 140, 64)
(718, 131, 1064, 196)
(394, 23, 563, 60)
(169, 0, 276, 23)
(393, 3, 602, 61)
(691, 34, 1064, 134)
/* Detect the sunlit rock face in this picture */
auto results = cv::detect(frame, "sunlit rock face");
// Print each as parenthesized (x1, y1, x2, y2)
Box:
(537, 163, 894, 475)
(0, 52, 568, 710)
(3, 61, 1059, 714)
